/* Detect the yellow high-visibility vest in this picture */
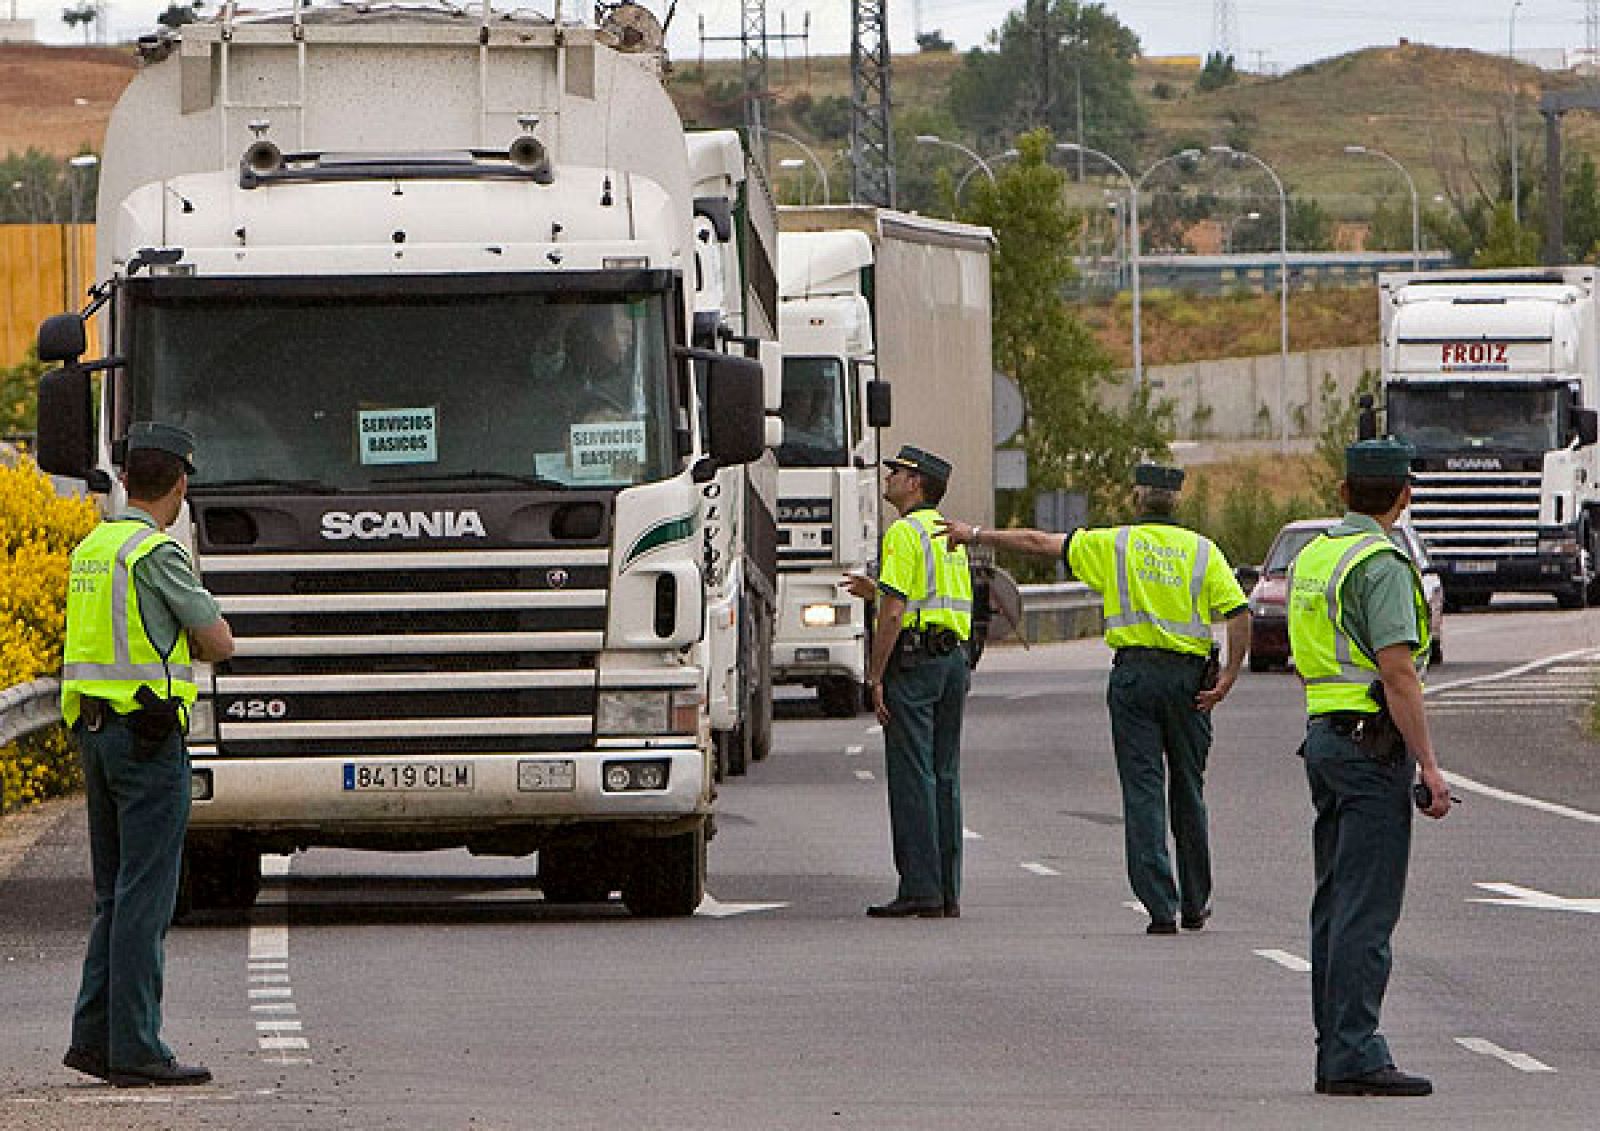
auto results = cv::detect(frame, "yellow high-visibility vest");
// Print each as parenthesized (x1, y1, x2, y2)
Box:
(880, 508, 973, 639)
(1287, 531, 1430, 715)
(61, 520, 197, 727)
(1070, 523, 1225, 657)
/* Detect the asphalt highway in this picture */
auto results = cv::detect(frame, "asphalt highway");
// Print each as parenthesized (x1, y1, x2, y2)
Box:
(2, 600, 1598, 1129)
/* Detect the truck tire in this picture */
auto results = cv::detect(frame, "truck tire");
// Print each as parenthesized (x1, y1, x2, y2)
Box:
(748, 585, 774, 763)
(717, 723, 749, 777)
(818, 676, 861, 718)
(1248, 651, 1271, 673)
(176, 839, 261, 921)
(622, 826, 706, 918)
(538, 845, 615, 904)
(1556, 582, 1588, 610)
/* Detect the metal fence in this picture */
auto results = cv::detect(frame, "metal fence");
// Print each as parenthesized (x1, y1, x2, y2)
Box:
(0, 678, 60, 746)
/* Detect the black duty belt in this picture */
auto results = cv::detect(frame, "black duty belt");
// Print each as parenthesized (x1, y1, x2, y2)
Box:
(1113, 646, 1205, 668)
(1309, 711, 1377, 738)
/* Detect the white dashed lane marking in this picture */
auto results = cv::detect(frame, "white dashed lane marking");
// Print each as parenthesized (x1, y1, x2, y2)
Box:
(1253, 949, 1311, 973)
(248, 856, 312, 1063)
(1020, 861, 1060, 876)
(845, 744, 863, 756)
(962, 827, 983, 841)
(1455, 1037, 1557, 1073)
(854, 769, 876, 782)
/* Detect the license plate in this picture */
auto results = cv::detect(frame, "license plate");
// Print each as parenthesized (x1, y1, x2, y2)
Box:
(1455, 560, 1496, 574)
(517, 759, 576, 792)
(343, 762, 474, 792)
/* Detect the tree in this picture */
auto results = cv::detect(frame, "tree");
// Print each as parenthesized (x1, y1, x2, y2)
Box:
(963, 131, 1170, 525)
(1194, 51, 1238, 93)
(1287, 193, 1333, 252)
(1472, 202, 1540, 267)
(916, 29, 954, 53)
(948, 1, 1146, 165)
(61, 4, 95, 43)
(1564, 154, 1600, 262)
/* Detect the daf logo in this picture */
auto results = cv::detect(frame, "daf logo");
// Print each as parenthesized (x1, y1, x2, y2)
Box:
(547, 568, 569, 589)
(319, 510, 488, 541)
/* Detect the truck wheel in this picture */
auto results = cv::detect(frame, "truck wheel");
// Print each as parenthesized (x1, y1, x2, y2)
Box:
(818, 676, 861, 718)
(717, 724, 749, 777)
(538, 846, 615, 904)
(622, 826, 706, 918)
(1556, 582, 1588, 610)
(1248, 651, 1271, 673)
(748, 589, 774, 763)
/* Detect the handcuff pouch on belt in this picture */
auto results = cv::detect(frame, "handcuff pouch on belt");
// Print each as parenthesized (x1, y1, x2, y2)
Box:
(894, 627, 961, 671)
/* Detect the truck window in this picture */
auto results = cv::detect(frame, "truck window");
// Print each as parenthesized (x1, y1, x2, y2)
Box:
(123, 284, 678, 491)
(1388, 385, 1563, 453)
(777, 357, 849, 467)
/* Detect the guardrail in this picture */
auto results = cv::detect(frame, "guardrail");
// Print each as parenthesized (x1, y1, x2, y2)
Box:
(1015, 581, 1101, 644)
(0, 679, 62, 747)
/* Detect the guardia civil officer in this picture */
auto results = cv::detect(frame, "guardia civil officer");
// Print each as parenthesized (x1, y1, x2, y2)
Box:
(842, 445, 973, 918)
(940, 464, 1250, 934)
(1286, 438, 1450, 1098)
(60, 423, 234, 1088)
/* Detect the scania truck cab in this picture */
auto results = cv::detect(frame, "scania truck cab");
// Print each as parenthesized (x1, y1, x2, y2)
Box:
(34, 2, 767, 917)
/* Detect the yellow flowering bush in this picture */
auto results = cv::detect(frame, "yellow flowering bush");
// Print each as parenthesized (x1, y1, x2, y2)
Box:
(1, 454, 98, 814)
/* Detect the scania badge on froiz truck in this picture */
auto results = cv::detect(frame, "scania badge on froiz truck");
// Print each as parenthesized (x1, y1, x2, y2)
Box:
(1376, 269, 1600, 609)
(32, 2, 773, 918)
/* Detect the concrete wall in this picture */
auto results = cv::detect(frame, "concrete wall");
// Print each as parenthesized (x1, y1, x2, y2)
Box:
(1109, 343, 1381, 443)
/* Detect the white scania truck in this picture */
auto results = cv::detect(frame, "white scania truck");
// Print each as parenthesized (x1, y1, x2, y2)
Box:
(33, 2, 774, 917)
(1376, 269, 1600, 609)
(773, 207, 996, 712)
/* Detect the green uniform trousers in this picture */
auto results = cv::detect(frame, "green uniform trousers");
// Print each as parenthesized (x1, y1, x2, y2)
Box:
(71, 715, 190, 1070)
(882, 647, 969, 904)
(1106, 651, 1213, 924)
(1304, 719, 1413, 1082)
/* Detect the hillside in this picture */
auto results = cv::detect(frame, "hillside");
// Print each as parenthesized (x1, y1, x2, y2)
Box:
(5, 37, 1596, 219)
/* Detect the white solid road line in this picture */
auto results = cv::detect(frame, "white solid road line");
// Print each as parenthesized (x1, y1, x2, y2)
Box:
(1020, 861, 1060, 876)
(962, 827, 983, 840)
(1253, 949, 1312, 973)
(1445, 771, 1600, 825)
(1455, 1037, 1557, 1073)
(1425, 647, 1600, 695)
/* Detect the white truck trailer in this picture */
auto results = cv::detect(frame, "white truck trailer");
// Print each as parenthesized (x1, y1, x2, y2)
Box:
(774, 208, 996, 708)
(33, 2, 773, 917)
(1377, 268, 1600, 609)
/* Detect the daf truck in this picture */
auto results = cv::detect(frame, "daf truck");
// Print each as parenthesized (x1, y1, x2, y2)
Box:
(1377, 269, 1600, 609)
(773, 207, 997, 711)
(33, 1, 772, 918)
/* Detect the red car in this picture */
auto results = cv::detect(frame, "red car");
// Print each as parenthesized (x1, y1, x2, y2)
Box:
(1243, 518, 1445, 672)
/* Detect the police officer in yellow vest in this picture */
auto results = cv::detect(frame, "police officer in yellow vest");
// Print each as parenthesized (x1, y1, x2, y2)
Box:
(1286, 438, 1451, 1098)
(843, 445, 973, 918)
(60, 422, 234, 1088)
(941, 464, 1250, 934)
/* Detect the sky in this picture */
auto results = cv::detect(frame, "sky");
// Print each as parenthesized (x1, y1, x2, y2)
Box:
(12, 0, 1598, 74)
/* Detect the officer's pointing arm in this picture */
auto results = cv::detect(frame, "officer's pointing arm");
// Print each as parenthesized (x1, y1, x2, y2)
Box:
(936, 519, 1067, 559)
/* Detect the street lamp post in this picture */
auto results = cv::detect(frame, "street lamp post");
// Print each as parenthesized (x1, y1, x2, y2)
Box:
(915, 134, 996, 188)
(1343, 144, 1420, 271)
(1226, 210, 1262, 254)
(1210, 145, 1291, 452)
(955, 149, 1019, 199)
(761, 127, 830, 205)
(779, 157, 812, 204)
(1510, 0, 1524, 226)
(1127, 148, 1203, 390)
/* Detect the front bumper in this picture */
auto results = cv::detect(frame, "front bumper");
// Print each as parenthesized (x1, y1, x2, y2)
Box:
(187, 743, 708, 843)
(1249, 615, 1289, 663)
(773, 638, 865, 683)
(1435, 552, 1575, 593)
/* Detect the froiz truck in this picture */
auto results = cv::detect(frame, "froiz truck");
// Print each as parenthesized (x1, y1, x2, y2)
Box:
(33, 3, 769, 917)
(1378, 268, 1600, 609)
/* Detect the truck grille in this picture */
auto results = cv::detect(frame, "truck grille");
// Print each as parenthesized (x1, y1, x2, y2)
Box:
(777, 495, 834, 569)
(1408, 470, 1542, 558)
(201, 548, 609, 757)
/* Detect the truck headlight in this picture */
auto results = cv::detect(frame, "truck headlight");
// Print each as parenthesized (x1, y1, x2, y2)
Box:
(802, 602, 839, 628)
(597, 690, 700, 735)
(1538, 536, 1579, 556)
(187, 699, 215, 742)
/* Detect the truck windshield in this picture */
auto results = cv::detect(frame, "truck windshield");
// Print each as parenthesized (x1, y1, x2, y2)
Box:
(777, 357, 849, 467)
(125, 285, 677, 491)
(1387, 385, 1563, 453)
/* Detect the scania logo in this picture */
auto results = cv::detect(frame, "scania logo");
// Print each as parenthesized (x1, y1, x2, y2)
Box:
(319, 510, 488, 541)
(546, 568, 569, 589)
(1445, 457, 1503, 471)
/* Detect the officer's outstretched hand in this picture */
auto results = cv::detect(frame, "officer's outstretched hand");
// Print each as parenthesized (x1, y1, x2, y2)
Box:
(1193, 673, 1235, 713)
(872, 683, 891, 726)
(935, 519, 974, 546)
(840, 573, 876, 601)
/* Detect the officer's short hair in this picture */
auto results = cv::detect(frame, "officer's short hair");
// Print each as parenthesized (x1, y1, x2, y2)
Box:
(1134, 484, 1179, 516)
(124, 448, 186, 500)
(1345, 475, 1407, 515)
(915, 470, 948, 507)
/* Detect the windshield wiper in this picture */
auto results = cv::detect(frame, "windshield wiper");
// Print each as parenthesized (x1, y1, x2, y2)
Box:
(195, 477, 334, 494)
(370, 471, 570, 489)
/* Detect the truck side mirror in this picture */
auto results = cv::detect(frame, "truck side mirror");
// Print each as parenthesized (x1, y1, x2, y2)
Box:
(705, 352, 766, 467)
(866, 379, 892, 429)
(1575, 407, 1598, 447)
(38, 313, 87, 363)
(36, 363, 95, 480)
(1356, 393, 1378, 442)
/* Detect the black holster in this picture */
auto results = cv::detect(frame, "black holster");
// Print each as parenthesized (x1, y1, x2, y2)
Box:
(127, 686, 182, 761)
(1360, 681, 1406, 766)
(1199, 644, 1221, 691)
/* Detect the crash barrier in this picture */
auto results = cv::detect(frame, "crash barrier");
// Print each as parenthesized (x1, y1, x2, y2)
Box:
(0, 678, 60, 747)
(1014, 581, 1101, 644)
